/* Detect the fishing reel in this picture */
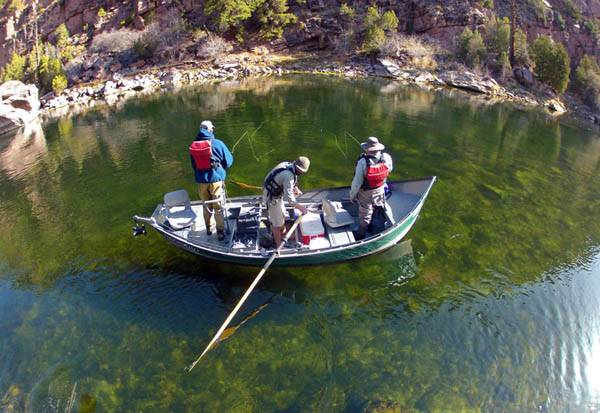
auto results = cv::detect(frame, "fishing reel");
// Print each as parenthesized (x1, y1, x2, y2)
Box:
(133, 222, 146, 238)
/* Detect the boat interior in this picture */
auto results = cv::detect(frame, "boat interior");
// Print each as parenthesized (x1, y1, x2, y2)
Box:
(151, 179, 431, 254)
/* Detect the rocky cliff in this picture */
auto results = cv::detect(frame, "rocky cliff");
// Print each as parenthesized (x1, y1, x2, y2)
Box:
(1, 0, 599, 75)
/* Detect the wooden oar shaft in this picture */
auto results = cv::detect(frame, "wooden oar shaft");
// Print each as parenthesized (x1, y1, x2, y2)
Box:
(187, 215, 303, 372)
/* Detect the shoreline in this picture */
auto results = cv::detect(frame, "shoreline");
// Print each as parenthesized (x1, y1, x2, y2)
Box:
(27, 51, 599, 127)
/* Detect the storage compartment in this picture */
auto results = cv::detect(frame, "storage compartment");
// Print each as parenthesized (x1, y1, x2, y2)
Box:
(299, 213, 325, 245)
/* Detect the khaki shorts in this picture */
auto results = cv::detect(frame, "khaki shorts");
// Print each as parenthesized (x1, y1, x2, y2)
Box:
(263, 192, 286, 228)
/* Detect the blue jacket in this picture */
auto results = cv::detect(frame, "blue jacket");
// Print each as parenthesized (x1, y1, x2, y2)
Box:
(190, 128, 234, 183)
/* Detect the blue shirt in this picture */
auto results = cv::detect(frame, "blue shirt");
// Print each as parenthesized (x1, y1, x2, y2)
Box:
(190, 128, 234, 183)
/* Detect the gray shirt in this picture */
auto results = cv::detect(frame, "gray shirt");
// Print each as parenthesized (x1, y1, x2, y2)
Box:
(350, 152, 393, 199)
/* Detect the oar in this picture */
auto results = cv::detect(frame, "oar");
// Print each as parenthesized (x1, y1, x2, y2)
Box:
(186, 215, 304, 372)
(205, 301, 270, 352)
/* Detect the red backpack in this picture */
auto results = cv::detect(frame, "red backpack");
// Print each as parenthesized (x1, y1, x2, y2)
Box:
(190, 140, 214, 170)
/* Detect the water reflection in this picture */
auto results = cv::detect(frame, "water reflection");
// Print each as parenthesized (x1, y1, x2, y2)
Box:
(0, 120, 46, 180)
(0, 75, 599, 411)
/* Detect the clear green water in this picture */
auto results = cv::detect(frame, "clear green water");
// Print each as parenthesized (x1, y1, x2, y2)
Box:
(1, 75, 600, 411)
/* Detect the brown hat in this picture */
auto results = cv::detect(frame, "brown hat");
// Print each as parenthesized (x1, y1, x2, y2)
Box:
(360, 136, 385, 151)
(294, 156, 310, 173)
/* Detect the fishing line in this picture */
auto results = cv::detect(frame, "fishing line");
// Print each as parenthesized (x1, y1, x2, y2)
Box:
(231, 121, 266, 157)
(231, 131, 248, 154)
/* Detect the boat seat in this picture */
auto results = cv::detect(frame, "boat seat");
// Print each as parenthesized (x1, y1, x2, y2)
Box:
(323, 199, 354, 228)
(163, 189, 197, 230)
(327, 224, 355, 246)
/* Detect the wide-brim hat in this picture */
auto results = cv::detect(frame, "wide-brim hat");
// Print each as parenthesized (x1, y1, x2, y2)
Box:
(294, 156, 310, 173)
(360, 136, 385, 151)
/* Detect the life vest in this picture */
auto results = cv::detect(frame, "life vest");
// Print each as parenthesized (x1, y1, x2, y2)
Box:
(264, 163, 297, 198)
(190, 140, 220, 170)
(357, 153, 389, 189)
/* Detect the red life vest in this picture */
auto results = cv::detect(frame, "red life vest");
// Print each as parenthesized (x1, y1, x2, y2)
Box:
(190, 140, 217, 170)
(357, 153, 390, 189)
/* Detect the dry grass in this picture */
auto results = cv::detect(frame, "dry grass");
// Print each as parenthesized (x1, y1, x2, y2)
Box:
(197, 34, 233, 60)
(381, 34, 440, 70)
(90, 29, 141, 53)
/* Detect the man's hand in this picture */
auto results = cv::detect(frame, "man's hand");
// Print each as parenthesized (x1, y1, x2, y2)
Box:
(294, 187, 303, 197)
(349, 195, 355, 203)
(296, 205, 309, 215)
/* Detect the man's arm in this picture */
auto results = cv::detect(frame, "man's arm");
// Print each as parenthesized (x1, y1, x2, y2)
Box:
(215, 140, 234, 168)
(349, 159, 365, 200)
(281, 171, 297, 204)
(383, 152, 393, 173)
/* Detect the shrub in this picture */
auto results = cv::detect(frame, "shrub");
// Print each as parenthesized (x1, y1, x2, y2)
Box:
(561, 0, 581, 20)
(361, 5, 398, 54)
(514, 28, 531, 67)
(362, 4, 380, 30)
(91, 29, 141, 53)
(339, 3, 355, 20)
(55, 24, 69, 49)
(529, 35, 570, 92)
(381, 33, 438, 69)
(456, 27, 487, 68)
(485, 16, 510, 56)
(254, 0, 297, 40)
(204, 0, 296, 41)
(1, 52, 26, 82)
(496, 51, 512, 79)
(52, 74, 68, 92)
(134, 32, 159, 59)
(197, 34, 233, 59)
(380, 10, 399, 32)
(573, 55, 600, 107)
(205, 0, 254, 34)
(39, 55, 64, 93)
(584, 20, 599, 38)
(363, 26, 386, 54)
(554, 11, 566, 30)
(456, 27, 474, 61)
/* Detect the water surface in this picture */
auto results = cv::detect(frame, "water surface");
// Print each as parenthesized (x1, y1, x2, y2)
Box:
(1, 75, 600, 411)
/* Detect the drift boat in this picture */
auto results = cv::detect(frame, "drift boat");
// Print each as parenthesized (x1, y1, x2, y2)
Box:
(133, 177, 436, 266)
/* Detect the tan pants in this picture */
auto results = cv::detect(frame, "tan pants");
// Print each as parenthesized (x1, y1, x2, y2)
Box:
(198, 181, 224, 232)
(357, 186, 385, 230)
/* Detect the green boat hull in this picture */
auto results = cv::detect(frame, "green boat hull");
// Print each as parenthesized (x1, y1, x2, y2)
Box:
(135, 177, 436, 267)
(158, 213, 417, 267)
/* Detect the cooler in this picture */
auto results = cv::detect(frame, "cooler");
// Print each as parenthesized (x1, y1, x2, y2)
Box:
(299, 213, 325, 245)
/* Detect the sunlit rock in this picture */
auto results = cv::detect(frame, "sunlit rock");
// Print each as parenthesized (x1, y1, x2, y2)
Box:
(547, 99, 566, 113)
(0, 81, 40, 135)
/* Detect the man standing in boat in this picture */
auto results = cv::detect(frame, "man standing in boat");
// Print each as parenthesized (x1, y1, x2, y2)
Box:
(263, 157, 310, 248)
(350, 137, 393, 240)
(190, 120, 234, 242)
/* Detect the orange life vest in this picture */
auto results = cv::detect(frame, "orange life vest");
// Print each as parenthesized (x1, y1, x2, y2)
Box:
(357, 153, 389, 189)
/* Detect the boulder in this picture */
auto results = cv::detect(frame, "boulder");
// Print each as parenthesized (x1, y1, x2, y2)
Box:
(547, 99, 566, 113)
(514, 67, 534, 88)
(375, 58, 402, 78)
(0, 81, 40, 135)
